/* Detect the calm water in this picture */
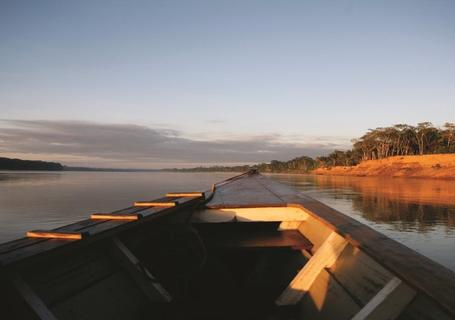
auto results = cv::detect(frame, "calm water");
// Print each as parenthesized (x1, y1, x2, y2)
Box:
(0, 171, 454, 271)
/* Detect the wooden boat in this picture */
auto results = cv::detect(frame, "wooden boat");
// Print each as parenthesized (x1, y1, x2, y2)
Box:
(0, 170, 454, 320)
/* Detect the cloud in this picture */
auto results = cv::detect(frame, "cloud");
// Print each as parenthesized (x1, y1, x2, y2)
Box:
(0, 120, 348, 168)
(205, 119, 226, 124)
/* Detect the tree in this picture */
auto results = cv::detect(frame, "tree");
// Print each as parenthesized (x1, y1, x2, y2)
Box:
(442, 122, 455, 149)
(413, 122, 430, 155)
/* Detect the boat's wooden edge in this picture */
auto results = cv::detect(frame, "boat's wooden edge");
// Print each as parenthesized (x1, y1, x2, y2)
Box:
(211, 169, 259, 189)
(0, 190, 214, 267)
(204, 172, 455, 318)
(289, 199, 455, 315)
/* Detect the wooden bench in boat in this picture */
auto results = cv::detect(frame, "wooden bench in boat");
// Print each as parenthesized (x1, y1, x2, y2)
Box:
(0, 170, 454, 320)
(203, 229, 313, 250)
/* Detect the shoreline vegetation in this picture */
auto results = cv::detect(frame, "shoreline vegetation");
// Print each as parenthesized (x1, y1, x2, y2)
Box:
(1, 122, 455, 178)
(0, 157, 63, 171)
(168, 122, 455, 179)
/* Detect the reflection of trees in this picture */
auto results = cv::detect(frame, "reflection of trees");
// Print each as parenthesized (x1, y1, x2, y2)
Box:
(351, 195, 455, 233)
(0, 172, 62, 183)
(270, 174, 455, 234)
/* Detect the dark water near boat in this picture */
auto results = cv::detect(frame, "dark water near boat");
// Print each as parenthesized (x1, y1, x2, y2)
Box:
(0, 171, 454, 272)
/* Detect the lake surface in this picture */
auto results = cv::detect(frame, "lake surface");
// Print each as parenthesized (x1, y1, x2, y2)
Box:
(0, 171, 454, 272)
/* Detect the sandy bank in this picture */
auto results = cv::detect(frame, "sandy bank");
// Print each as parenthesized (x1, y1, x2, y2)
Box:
(312, 154, 455, 179)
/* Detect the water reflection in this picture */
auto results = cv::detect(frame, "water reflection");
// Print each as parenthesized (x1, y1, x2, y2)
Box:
(0, 171, 62, 183)
(269, 174, 455, 272)
(0, 171, 234, 244)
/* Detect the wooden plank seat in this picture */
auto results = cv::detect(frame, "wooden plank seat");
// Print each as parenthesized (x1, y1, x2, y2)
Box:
(166, 192, 205, 199)
(90, 213, 143, 220)
(134, 201, 178, 207)
(26, 230, 90, 240)
(203, 230, 313, 250)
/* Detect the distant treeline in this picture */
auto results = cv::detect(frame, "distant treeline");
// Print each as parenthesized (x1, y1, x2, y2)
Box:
(63, 166, 160, 172)
(319, 122, 455, 167)
(0, 157, 64, 171)
(171, 122, 455, 173)
(169, 156, 317, 174)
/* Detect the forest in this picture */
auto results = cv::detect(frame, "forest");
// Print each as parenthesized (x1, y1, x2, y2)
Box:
(174, 122, 455, 173)
(0, 157, 64, 171)
(317, 122, 455, 167)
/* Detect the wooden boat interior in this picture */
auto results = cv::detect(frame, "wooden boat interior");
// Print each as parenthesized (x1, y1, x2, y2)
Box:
(0, 170, 454, 320)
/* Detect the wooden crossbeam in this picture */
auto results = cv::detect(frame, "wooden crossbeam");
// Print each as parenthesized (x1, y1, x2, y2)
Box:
(191, 207, 308, 223)
(351, 277, 416, 320)
(166, 192, 205, 198)
(276, 231, 348, 305)
(10, 273, 58, 320)
(90, 213, 142, 220)
(205, 230, 313, 250)
(111, 237, 172, 303)
(26, 230, 89, 240)
(134, 201, 178, 207)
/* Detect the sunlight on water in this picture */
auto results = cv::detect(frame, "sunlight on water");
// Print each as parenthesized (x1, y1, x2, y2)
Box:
(269, 174, 455, 272)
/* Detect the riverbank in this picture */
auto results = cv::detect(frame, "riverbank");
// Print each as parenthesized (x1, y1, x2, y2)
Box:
(312, 154, 455, 179)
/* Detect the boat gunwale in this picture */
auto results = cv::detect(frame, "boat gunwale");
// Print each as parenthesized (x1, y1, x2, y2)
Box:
(0, 170, 253, 266)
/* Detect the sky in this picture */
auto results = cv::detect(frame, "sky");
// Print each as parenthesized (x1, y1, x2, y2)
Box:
(0, 0, 454, 168)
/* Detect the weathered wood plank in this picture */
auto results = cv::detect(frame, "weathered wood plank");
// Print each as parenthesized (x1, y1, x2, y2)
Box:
(191, 207, 308, 223)
(191, 209, 236, 223)
(110, 237, 171, 302)
(134, 201, 177, 207)
(23, 249, 118, 306)
(397, 294, 453, 320)
(276, 231, 348, 305)
(278, 221, 302, 230)
(166, 192, 204, 198)
(90, 213, 141, 220)
(351, 277, 416, 320)
(207, 176, 285, 208)
(10, 273, 58, 320)
(299, 268, 361, 320)
(204, 230, 313, 250)
(328, 245, 394, 306)
(27, 230, 89, 240)
(297, 213, 333, 252)
(50, 271, 152, 320)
